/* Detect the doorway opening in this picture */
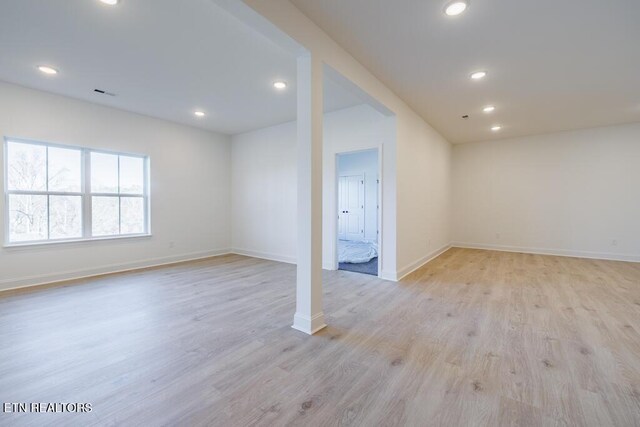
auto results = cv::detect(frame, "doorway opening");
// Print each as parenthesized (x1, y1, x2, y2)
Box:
(337, 149, 380, 276)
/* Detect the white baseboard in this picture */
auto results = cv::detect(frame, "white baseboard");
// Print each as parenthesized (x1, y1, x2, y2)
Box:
(231, 248, 296, 265)
(452, 242, 640, 263)
(292, 312, 327, 335)
(394, 244, 452, 281)
(322, 262, 338, 271)
(379, 270, 398, 282)
(0, 248, 232, 293)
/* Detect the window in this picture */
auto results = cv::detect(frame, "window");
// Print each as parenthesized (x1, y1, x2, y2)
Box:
(4, 139, 149, 245)
(90, 152, 146, 237)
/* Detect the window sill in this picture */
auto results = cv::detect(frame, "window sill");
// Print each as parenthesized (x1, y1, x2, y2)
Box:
(3, 234, 152, 249)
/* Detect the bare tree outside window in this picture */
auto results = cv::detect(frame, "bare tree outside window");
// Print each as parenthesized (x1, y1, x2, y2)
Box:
(5, 140, 148, 244)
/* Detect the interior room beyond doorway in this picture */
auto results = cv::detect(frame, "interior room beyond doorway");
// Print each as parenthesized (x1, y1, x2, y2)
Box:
(337, 149, 379, 276)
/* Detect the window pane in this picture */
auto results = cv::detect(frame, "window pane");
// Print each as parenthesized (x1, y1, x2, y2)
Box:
(7, 141, 47, 191)
(92, 196, 119, 236)
(119, 156, 144, 195)
(120, 197, 145, 234)
(48, 147, 82, 192)
(49, 196, 82, 239)
(8, 194, 48, 242)
(91, 152, 118, 193)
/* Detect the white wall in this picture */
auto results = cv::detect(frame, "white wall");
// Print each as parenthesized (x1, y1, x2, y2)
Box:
(453, 123, 640, 261)
(322, 106, 395, 273)
(231, 120, 297, 263)
(0, 82, 232, 290)
(396, 115, 452, 278)
(338, 149, 378, 242)
(3, 0, 458, 286)
(237, 0, 453, 279)
(231, 104, 395, 272)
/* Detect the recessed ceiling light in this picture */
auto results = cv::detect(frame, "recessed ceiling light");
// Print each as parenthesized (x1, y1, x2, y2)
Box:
(273, 81, 288, 90)
(483, 105, 496, 113)
(99, 0, 119, 5)
(470, 71, 487, 80)
(37, 66, 58, 75)
(491, 125, 502, 132)
(444, 1, 468, 16)
(194, 111, 206, 117)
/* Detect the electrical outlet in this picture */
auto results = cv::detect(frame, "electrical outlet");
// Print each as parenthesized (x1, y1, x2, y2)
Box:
(169, 241, 175, 249)
(496, 233, 501, 240)
(612, 239, 618, 247)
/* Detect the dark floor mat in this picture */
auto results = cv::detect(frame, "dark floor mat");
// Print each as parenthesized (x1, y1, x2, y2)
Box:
(339, 257, 378, 276)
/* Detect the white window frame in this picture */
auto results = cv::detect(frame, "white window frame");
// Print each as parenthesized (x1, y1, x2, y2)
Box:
(4, 137, 150, 247)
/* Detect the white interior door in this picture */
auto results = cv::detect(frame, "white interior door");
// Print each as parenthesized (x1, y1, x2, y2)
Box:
(338, 175, 364, 241)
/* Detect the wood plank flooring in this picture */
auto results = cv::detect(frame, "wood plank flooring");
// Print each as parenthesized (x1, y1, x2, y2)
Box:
(1, 248, 639, 426)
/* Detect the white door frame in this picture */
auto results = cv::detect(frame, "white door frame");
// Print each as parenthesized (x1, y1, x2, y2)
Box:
(333, 145, 383, 277)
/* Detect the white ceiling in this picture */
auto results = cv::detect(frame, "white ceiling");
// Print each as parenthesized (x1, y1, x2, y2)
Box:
(0, 0, 362, 135)
(290, 0, 640, 143)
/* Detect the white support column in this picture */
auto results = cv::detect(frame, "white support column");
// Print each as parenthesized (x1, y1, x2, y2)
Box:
(292, 54, 326, 335)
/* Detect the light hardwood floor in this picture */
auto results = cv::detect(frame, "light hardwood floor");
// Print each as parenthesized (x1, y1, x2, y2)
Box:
(1, 248, 639, 426)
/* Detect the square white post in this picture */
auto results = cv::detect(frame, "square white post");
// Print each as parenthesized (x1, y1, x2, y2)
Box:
(292, 54, 326, 335)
